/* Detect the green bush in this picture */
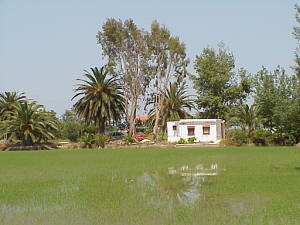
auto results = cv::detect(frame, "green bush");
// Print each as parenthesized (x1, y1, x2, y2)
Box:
(123, 134, 135, 145)
(81, 133, 94, 149)
(227, 129, 247, 146)
(187, 137, 197, 144)
(94, 134, 110, 149)
(273, 133, 296, 146)
(178, 138, 187, 144)
(251, 130, 273, 146)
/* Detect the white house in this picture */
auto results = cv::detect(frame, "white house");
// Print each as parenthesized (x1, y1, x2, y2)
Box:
(167, 119, 225, 143)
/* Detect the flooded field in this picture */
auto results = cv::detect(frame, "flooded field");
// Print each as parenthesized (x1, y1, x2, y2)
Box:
(1, 146, 300, 224)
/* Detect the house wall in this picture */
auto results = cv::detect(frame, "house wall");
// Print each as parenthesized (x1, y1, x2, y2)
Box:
(167, 119, 224, 143)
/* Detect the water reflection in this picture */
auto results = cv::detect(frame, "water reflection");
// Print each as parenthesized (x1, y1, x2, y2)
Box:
(136, 164, 218, 211)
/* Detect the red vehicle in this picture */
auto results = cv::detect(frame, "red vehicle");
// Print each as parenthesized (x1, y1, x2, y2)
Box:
(134, 132, 147, 141)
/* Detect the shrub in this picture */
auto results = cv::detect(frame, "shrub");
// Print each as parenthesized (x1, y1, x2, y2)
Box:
(187, 137, 197, 144)
(94, 134, 110, 148)
(227, 129, 247, 146)
(123, 134, 135, 145)
(273, 133, 296, 146)
(178, 138, 187, 144)
(81, 133, 94, 149)
(251, 130, 273, 146)
(219, 139, 234, 147)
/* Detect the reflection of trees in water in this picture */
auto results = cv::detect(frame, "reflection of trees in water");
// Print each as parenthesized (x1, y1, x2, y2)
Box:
(137, 170, 204, 211)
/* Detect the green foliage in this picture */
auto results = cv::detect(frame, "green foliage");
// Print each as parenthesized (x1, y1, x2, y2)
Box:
(97, 19, 150, 136)
(60, 108, 83, 142)
(0, 100, 58, 146)
(292, 4, 300, 79)
(190, 42, 252, 119)
(80, 133, 94, 149)
(147, 82, 195, 134)
(94, 134, 110, 149)
(187, 137, 197, 144)
(147, 21, 189, 142)
(0, 91, 26, 121)
(72, 66, 124, 134)
(250, 130, 273, 146)
(104, 125, 117, 132)
(84, 125, 97, 134)
(178, 138, 187, 144)
(228, 104, 262, 135)
(273, 133, 296, 146)
(123, 134, 135, 145)
(254, 66, 300, 144)
(227, 129, 247, 146)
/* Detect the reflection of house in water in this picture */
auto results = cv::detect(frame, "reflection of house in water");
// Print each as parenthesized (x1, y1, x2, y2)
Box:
(167, 119, 225, 143)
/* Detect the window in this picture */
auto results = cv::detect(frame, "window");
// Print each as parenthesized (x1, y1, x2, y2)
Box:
(203, 125, 210, 135)
(172, 125, 177, 131)
(187, 126, 195, 136)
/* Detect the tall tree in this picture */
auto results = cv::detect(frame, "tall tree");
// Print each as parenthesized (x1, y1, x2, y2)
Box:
(148, 21, 189, 142)
(97, 19, 150, 136)
(147, 81, 195, 134)
(1, 101, 58, 146)
(292, 4, 300, 78)
(0, 91, 26, 121)
(254, 66, 300, 145)
(72, 67, 124, 134)
(190, 42, 252, 119)
(0, 91, 27, 141)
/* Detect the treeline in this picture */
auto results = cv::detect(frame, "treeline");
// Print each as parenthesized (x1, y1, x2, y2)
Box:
(1, 4, 300, 146)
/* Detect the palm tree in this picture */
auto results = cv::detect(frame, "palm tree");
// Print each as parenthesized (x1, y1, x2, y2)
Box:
(72, 67, 124, 134)
(1, 101, 58, 146)
(229, 104, 261, 135)
(0, 91, 26, 120)
(0, 91, 27, 142)
(147, 82, 196, 134)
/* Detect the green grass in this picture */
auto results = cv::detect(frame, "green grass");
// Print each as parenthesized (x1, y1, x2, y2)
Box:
(1, 146, 300, 224)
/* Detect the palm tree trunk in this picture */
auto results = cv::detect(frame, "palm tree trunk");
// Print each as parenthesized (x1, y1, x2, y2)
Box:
(97, 117, 106, 134)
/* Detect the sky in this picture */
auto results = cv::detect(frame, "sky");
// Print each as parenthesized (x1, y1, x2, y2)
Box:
(0, 0, 298, 117)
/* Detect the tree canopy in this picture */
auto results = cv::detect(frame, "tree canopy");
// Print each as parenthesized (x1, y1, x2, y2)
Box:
(72, 66, 124, 134)
(190, 42, 252, 120)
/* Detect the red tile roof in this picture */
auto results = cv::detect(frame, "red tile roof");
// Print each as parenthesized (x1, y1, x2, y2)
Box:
(136, 116, 149, 121)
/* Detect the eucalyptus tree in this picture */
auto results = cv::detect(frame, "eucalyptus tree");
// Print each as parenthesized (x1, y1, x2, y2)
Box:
(147, 82, 195, 134)
(97, 19, 150, 136)
(292, 3, 300, 78)
(147, 20, 189, 142)
(72, 67, 124, 134)
(190, 42, 252, 119)
(1, 101, 58, 146)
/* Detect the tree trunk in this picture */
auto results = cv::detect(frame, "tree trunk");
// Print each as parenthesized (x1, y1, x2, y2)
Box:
(128, 97, 138, 137)
(97, 117, 106, 134)
(22, 135, 33, 146)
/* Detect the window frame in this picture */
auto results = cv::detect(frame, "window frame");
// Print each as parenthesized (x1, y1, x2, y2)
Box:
(203, 125, 210, 135)
(187, 126, 195, 136)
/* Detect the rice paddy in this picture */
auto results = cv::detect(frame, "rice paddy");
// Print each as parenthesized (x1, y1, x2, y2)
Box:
(1, 146, 300, 224)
